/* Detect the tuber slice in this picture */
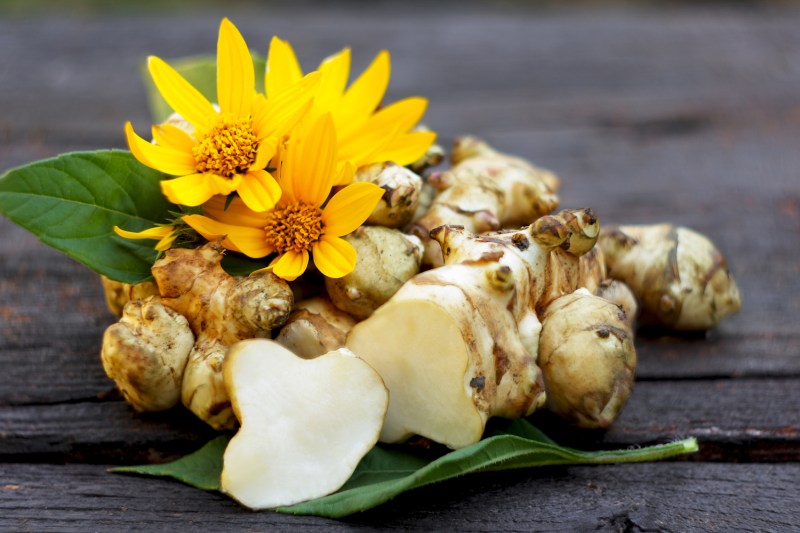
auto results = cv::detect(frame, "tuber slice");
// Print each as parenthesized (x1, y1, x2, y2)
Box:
(221, 340, 388, 509)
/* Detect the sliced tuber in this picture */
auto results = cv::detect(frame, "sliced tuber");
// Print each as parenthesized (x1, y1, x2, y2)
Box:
(221, 340, 388, 509)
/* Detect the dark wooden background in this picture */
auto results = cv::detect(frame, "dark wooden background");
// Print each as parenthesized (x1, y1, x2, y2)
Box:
(1, 3, 799, 530)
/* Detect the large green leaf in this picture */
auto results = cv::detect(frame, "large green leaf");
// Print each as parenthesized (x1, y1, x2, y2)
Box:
(145, 54, 266, 122)
(113, 419, 697, 518)
(0, 150, 176, 284)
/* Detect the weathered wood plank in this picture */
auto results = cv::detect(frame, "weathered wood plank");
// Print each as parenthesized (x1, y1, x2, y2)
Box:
(1, 378, 797, 463)
(1, 462, 798, 531)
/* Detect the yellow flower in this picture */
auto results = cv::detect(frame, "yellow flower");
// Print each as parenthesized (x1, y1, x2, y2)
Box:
(183, 114, 384, 281)
(125, 18, 318, 212)
(114, 225, 177, 252)
(266, 37, 436, 182)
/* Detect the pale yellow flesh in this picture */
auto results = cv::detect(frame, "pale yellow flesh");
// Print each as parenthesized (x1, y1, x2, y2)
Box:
(221, 340, 388, 510)
(347, 298, 484, 449)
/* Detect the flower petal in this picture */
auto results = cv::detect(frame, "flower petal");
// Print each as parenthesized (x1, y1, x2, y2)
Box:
(266, 36, 304, 99)
(315, 48, 351, 113)
(321, 182, 383, 237)
(114, 225, 175, 251)
(183, 214, 272, 258)
(253, 72, 319, 140)
(312, 235, 357, 279)
(341, 97, 427, 145)
(126, 122, 197, 176)
(337, 50, 390, 134)
(114, 225, 174, 240)
(148, 55, 216, 130)
(161, 173, 238, 206)
(152, 124, 195, 152)
(217, 18, 255, 117)
(293, 114, 338, 206)
(367, 130, 437, 167)
(203, 195, 267, 228)
(237, 170, 282, 213)
(272, 250, 309, 281)
(333, 160, 356, 187)
(249, 138, 277, 171)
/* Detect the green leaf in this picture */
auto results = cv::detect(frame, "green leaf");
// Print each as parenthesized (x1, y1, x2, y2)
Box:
(112, 436, 231, 491)
(144, 54, 266, 122)
(112, 419, 697, 518)
(280, 420, 697, 517)
(0, 150, 177, 284)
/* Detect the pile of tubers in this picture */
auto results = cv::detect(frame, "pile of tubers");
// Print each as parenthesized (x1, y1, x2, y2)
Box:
(100, 136, 741, 508)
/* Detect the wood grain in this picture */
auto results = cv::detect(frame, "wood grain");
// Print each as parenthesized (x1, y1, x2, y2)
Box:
(1, 462, 798, 531)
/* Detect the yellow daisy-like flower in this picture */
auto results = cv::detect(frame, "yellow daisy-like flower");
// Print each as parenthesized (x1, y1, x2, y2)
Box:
(113, 225, 177, 252)
(182, 114, 384, 281)
(266, 37, 436, 182)
(125, 18, 318, 212)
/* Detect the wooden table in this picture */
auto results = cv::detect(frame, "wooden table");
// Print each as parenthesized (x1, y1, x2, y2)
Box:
(1, 5, 798, 530)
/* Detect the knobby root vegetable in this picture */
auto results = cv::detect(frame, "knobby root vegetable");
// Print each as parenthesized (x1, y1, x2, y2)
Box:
(101, 296, 194, 411)
(151, 242, 293, 429)
(354, 162, 423, 228)
(324, 226, 424, 319)
(100, 276, 159, 317)
(408, 124, 445, 174)
(347, 208, 605, 449)
(275, 297, 357, 359)
(598, 224, 741, 330)
(538, 288, 636, 428)
(221, 340, 388, 509)
(410, 136, 561, 266)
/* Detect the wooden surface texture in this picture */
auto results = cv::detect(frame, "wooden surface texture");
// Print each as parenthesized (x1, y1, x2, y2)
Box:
(1, 4, 799, 531)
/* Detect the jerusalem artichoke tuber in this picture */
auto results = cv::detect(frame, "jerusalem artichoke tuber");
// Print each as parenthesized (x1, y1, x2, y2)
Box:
(598, 224, 741, 330)
(275, 297, 357, 359)
(347, 208, 607, 448)
(101, 296, 194, 411)
(150, 242, 294, 429)
(353, 162, 423, 228)
(221, 340, 388, 509)
(410, 136, 560, 266)
(324, 226, 424, 319)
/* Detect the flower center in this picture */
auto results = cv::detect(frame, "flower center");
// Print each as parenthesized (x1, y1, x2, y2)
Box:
(193, 114, 258, 178)
(263, 202, 324, 255)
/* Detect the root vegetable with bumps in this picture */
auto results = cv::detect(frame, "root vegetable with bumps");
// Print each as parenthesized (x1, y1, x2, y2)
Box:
(221, 340, 388, 509)
(347, 208, 635, 448)
(598, 224, 741, 330)
(275, 297, 358, 359)
(324, 226, 424, 319)
(99, 242, 294, 429)
(410, 136, 561, 266)
(354, 162, 423, 228)
(101, 296, 195, 412)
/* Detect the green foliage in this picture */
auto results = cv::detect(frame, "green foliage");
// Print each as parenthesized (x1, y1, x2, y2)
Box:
(144, 54, 266, 122)
(113, 418, 697, 517)
(112, 436, 231, 491)
(0, 151, 176, 284)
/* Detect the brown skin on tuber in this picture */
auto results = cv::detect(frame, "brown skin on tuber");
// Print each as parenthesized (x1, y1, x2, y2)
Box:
(348, 208, 629, 448)
(538, 288, 636, 428)
(354, 162, 423, 228)
(408, 124, 445, 174)
(598, 224, 741, 330)
(324, 226, 424, 319)
(150, 242, 294, 429)
(410, 136, 561, 266)
(100, 276, 159, 317)
(275, 297, 358, 359)
(101, 296, 194, 411)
